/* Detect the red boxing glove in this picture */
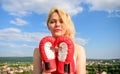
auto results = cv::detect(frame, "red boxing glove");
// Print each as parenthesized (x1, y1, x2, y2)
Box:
(39, 36, 56, 72)
(55, 36, 75, 74)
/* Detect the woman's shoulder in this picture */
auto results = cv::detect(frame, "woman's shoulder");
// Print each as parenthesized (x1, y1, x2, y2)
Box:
(33, 47, 40, 57)
(74, 44, 86, 58)
(75, 44, 85, 51)
(34, 47, 39, 51)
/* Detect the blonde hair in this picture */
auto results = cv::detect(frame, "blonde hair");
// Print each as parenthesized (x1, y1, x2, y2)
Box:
(46, 7, 75, 39)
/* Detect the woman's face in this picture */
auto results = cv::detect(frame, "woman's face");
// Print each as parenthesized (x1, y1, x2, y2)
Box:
(48, 12, 67, 38)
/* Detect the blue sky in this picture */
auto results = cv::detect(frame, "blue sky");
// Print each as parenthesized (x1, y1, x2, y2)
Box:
(0, 0, 120, 59)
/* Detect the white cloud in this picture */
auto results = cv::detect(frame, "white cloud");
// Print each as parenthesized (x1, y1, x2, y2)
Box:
(0, 42, 15, 47)
(0, 42, 35, 49)
(108, 10, 120, 18)
(75, 37, 88, 46)
(10, 18, 28, 26)
(0, 28, 50, 42)
(0, 42, 35, 57)
(1, 0, 83, 17)
(0, 49, 34, 57)
(85, 0, 120, 13)
(0, 27, 21, 33)
(1, 0, 120, 17)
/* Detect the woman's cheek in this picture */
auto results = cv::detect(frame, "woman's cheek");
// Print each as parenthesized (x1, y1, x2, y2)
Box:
(48, 24, 54, 31)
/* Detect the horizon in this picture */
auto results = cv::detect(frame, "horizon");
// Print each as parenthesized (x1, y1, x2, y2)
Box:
(0, 0, 120, 59)
(0, 56, 120, 60)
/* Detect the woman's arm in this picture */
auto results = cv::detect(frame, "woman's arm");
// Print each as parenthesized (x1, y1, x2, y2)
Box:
(75, 45, 86, 74)
(33, 48, 51, 74)
(33, 48, 42, 74)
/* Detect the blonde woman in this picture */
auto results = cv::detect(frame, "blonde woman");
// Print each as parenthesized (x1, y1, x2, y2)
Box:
(33, 7, 86, 74)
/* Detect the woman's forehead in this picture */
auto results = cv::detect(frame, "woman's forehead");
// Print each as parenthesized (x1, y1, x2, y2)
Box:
(49, 12, 61, 20)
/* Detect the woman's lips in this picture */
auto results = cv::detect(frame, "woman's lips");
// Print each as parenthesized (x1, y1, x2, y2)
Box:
(54, 29, 61, 32)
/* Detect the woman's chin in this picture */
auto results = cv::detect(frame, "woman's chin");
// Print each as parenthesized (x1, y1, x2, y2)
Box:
(53, 33, 63, 38)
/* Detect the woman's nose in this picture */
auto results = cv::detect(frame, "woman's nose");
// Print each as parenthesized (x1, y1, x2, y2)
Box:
(55, 21, 60, 27)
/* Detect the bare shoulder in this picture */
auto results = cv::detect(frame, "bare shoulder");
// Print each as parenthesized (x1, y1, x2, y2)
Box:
(33, 48, 40, 57)
(75, 44, 85, 53)
(75, 44, 86, 59)
(34, 47, 39, 52)
(75, 44, 84, 50)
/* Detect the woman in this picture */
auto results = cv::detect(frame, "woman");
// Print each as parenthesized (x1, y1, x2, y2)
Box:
(33, 7, 86, 74)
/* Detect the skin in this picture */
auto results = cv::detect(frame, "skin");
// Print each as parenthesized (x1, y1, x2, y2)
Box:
(33, 12, 86, 74)
(48, 12, 67, 38)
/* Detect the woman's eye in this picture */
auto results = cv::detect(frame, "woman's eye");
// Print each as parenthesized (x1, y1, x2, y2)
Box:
(60, 19, 63, 23)
(50, 21, 54, 24)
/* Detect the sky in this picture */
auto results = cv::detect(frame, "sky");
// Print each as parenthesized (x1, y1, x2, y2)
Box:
(0, 0, 120, 59)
